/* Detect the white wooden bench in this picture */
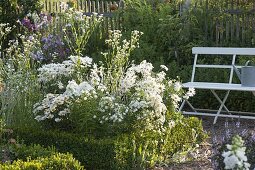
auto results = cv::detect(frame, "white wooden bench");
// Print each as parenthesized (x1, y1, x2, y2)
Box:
(179, 47, 255, 124)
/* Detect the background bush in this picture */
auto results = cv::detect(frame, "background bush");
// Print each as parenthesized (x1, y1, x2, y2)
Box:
(0, 0, 43, 50)
(120, 0, 255, 113)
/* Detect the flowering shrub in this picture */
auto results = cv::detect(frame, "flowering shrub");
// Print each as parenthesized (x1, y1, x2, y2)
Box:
(34, 30, 195, 131)
(222, 135, 250, 170)
(31, 29, 205, 168)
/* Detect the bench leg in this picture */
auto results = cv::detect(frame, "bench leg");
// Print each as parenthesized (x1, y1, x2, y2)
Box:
(213, 90, 230, 124)
(211, 90, 230, 113)
(179, 99, 197, 113)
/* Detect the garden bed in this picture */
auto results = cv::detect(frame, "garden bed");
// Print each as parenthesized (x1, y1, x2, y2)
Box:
(164, 116, 255, 169)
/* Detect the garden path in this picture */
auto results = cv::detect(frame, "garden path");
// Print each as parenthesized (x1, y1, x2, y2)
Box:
(157, 117, 255, 170)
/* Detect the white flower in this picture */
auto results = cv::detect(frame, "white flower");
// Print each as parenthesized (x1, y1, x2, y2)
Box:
(174, 82, 182, 92)
(160, 65, 168, 71)
(236, 148, 247, 161)
(222, 136, 250, 170)
(58, 81, 64, 89)
(70, 55, 93, 67)
(224, 155, 239, 169)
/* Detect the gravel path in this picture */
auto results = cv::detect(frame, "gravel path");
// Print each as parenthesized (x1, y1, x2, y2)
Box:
(158, 116, 255, 170)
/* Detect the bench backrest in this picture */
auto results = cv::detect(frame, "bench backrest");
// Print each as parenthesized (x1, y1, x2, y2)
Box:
(191, 47, 255, 83)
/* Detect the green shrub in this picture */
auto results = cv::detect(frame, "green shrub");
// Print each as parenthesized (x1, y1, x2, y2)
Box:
(15, 144, 56, 161)
(115, 112, 207, 169)
(0, 153, 84, 170)
(0, 0, 43, 26)
(12, 127, 117, 170)
(0, 0, 43, 51)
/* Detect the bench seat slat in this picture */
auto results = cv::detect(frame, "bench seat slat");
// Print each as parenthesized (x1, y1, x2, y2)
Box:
(196, 64, 242, 69)
(193, 47, 255, 55)
(183, 82, 255, 91)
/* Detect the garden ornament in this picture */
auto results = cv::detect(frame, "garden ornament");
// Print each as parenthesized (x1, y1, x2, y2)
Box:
(233, 60, 255, 87)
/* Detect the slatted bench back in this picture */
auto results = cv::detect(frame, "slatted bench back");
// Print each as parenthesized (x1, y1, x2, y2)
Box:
(191, 47, 255, 83)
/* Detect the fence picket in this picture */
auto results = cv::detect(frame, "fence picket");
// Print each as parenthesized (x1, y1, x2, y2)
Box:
(42, 0, 255, 46)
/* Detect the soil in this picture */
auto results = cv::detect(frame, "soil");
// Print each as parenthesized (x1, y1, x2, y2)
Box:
(156, 116, 255, 170)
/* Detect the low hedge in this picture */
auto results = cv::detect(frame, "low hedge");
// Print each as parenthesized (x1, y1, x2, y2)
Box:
(0, 153, 84, 170)
(12, 114, 206, 169)
(12, 128, 117, 170)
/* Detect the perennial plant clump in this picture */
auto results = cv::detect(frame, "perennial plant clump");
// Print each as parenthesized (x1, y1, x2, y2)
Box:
(222, 135, 250, 170)
(31, 29, 205, 169)
(33, 30, 195, 132)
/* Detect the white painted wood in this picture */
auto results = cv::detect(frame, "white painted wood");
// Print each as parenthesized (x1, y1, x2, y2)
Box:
(182, 111, 255, 120)
(191, 54, 197, 82)
(183, 82, 255, 91)
(192, 47, 255, 55)
(229, 54, 237, 83)
(195, 64, 242, 69)
(180, 47, 255, 123)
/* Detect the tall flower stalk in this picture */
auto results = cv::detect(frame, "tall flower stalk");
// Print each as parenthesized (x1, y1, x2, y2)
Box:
(62, 8, 103, 56)
(102, 30, 143, 93)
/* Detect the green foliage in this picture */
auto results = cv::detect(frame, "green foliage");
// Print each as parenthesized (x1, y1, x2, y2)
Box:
(61, 10, 103, 57)
(0, 153, 84, 170)
(12, 118, 206, 170)
(12, 127, 117, 169)
(15, 144, 56, 161)
(0, 0, 43, 50)
(115, 112, 206, 169)
(0, 0, 43, 25)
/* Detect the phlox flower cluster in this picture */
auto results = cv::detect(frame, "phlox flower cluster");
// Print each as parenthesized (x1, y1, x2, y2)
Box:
(222, 135, 250, 170)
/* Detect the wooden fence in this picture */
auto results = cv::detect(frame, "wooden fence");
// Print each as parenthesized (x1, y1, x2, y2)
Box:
(43, 0, 124, 13)
(43, 0, 255, 46)
(192, 0, 255, 46)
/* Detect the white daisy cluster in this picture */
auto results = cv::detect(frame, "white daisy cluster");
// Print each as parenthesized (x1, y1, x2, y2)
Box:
(98, 96, 128, 123)
(222, 135, 250, 170)
(97, 60, 189, 131)
(34, 58, 193, 131)
(34, 93, 70, 122)
(37, 56, 92, 83)
(34, 79, 97, 122)
(103, 30, 143, 68)
(33, 30, 193, 133)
